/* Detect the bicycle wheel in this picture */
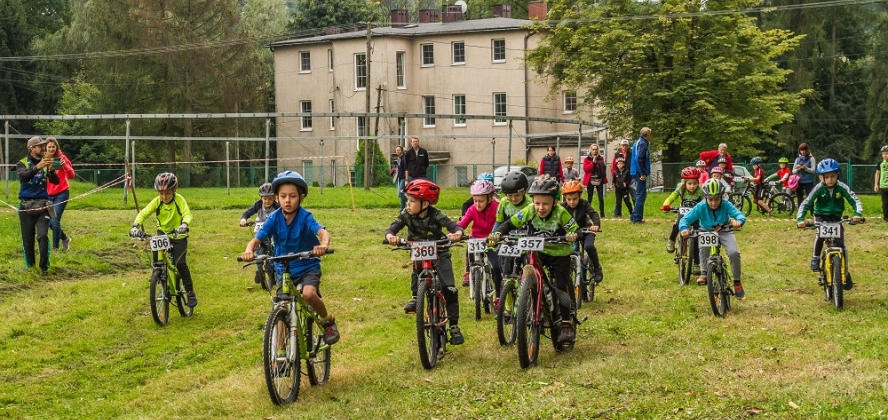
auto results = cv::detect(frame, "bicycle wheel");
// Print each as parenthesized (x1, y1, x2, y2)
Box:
(706, 261, 726, 317)
(718, 270, 731, 315)
(570, 255, 583, 310)
(415, 278, 439, 369)
(496, 280, 518, 346)
(149, 270, 169, 326)
(677, 237, 692, 286)
(174, 274, 193, 317)
(829, 253, 844, 310)
(483, 263, 495, 314)
(767, 193, 796, 218)
(729, 193, 752, 216)
(516, 266, 540, 369)
(263, 306, 300, 404)
(262, 262, 276, 293)
(306, 314, 331, 385)
(471, 266, 483, 320)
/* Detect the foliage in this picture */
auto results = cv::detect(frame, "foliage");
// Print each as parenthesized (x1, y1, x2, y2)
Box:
(375, 0, 530, 20)
(289, 0, 382, 32)
(354, 138, 390, 187)
(527, 0, 806, 162)
(866, 6, 888, 160)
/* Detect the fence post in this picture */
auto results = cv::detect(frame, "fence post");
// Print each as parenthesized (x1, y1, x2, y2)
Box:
(847, 159, 852, 190)
(4, 120, 8, 200)
(226, 141, 230, 195)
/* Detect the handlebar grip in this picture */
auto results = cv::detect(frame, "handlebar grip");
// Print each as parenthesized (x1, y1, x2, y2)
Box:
(237, 256, 244, 262)
(324, 249, 335, 255)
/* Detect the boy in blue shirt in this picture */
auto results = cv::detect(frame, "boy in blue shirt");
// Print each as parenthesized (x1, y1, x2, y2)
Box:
(241, 171, 339, 345)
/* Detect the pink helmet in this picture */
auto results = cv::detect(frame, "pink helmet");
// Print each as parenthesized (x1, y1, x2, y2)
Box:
(711, 166, 724, 174)
(470, 180, 495, 195)
(696, 160, 706, 167)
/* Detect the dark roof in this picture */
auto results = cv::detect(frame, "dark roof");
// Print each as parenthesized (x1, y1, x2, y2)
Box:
(270, 18, 533, 48)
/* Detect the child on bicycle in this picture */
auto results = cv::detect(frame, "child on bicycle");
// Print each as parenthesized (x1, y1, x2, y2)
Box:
(458, 179, 503, 301)
(796, 159, 863, 289)
(766, 157, 792, 195)
(561, 180, 603, 283)
(130, 172, 197, 308)
(489, 176, 579, 343)
(494, 170, 530, 230)
(696, 160, 709, 185)
(385, 179, 465, 345)
(240, 171, 339, 345)
(239, 183, 280, 284)
(660, 167, 704, 273)
(745, 157, 772, 214)
(679, 179, 747, 296)
(709, 166, 732, 195)
(461, 172, 496, 217)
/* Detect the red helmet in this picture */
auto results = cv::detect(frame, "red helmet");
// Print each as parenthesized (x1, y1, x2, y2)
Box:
(680, 167, 701, 180)
(404, 179, 440, 204)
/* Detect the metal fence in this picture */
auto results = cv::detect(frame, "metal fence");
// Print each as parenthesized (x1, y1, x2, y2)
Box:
(659, 162, 879, 194)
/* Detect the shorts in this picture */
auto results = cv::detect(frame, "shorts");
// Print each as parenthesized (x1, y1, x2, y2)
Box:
(754, 184, 765, 200)
(280, 269, 322, 296)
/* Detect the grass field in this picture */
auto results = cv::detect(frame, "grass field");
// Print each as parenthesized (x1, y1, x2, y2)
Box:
(1, 182, 887, 418)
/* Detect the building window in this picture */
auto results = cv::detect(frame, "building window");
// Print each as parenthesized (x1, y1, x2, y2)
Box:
(396, 51, 406, 88)
(564, 91, 577, 114)
(452, 42, 465, 65)
(357, 116, 369, 137)
(300, 51, 311, 73)
(300, 101, 312, 130)
(422, 96, 436, 127)
(329, 99, 335, 130)
(328, 49, 333, 72)
(421, 44, 434, 66)
(355, 53, 367, 90)
(492, 39, 506, 62)
(453, 95, 466, 126)
(493, 93, 506, 124)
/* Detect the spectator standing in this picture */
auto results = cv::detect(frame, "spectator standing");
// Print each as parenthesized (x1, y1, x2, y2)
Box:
(582, 144, 607, 216)
(45, 136, 75, 252)
(793, 143, 817, 214)
(16, 136, 59, 274)
(392, 145, 408, 210)
(405, 136, 429, 181)
(612, 139, 634, 205)
(874, 145, 888, 221)
(630, 127, 651, 224)
(539, 146, 564, 182)
(699, 143, 734, 173)
(563, 157, 580, 182)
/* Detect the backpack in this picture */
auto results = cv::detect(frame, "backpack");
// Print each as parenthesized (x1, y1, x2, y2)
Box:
(787, 174, 800, 192)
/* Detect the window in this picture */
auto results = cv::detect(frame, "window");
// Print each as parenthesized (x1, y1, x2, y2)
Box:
(355, 53, 367, 90)
(492, 39, 506, 62)
(564, 92, 577, 114)
(302, 161, 314, 185)
(300, 101, 312, 130)
(357, 116, 369, 137)
(396, 52, 406, 88)
(453, 95, 466, 126)
(452, 42, 465, 65)
(493, 93, 506, 124)
(329, 99, 335, 130)
(421, 44, 434, 66)
(422, 96, 436, 127)
(300, 51, 311, 73)
(328, 49, 333, 71)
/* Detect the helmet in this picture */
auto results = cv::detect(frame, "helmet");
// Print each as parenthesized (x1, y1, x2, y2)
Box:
(477, 172, 494, 182)
(564, 156, 575, 164)
(154, 172, 178, 192)
(500, 170, 528, 194)
(404, 179, 440, 204)
(816, 158, 840, 174)
(528, 175, 560, 197)
(272, 170, 309, 195)
(680, 167, 701, 180)
(881, 145, 888, 153)
(258, 183, 274, 197)
(717, 157, 728, 164)
(711, 166, 724, 174)
(696, 160, 706, 167)
(620, 139, 630, 145)
(778, 157, 790, 163)
(561, 180, 584, 195)
(750, 157, 762, 165)
(616, 157, 626, 163)
(470, 180, 495, 195)
(701, 179, 725, 198)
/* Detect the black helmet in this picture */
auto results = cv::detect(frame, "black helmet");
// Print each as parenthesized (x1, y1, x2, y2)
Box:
(500, 170, 528, 194)
(258, 183, 274, 197)
(528, 175, 560, 197)
(154, 172, 178, 192)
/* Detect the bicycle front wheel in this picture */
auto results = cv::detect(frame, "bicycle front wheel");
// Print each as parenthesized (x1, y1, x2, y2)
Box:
(767, 193, 796, 218)
(516, 266, 540, 369)
(729, 193, 752, 216)
(677, 237, 692, 286)
(496, 279, 518, 345)
(262, 262, 276, 293)
(149, 271, 169, 326)
(706, 262, 728, 317)
(416, 278, 439, 369)
(306, 314, 331, 385)
(263, 306, 300, 404)
(829, 253, 844, 310)
(471, 266, 483, 320)
(570, 255, 583, 310)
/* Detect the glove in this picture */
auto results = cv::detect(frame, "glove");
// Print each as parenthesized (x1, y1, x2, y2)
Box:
(239, 218, 247, 227)
(565, 232, 578, 242)
(177, 223, 189, 234)
(487, 231, 502, 245)
(660, 205, 671, 211)
(130, 226, 142, 238)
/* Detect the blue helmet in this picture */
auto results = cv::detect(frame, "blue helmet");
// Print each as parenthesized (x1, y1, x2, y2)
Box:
(272, 170, 308, 195)
(477, 172, 494, 182)
(816, 158, 840, 174)
(749, 157, 762, 165)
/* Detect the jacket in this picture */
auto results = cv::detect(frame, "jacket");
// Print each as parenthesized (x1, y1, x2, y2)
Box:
(582, 154, 607, 185)
(612, 168, 631, 190)
(405, 147, 429, 179)
(699, 150, 734, 172)
(630, 136, 650, 177)
(17, 155, 60, 201)
(611, 149, 631, 176)
(793, 154, 816, 184)
(796, 181, 862, 222)
(562, 198, 601, 229)
(679, 200, 746, 232)
(539, 154, 564, 182)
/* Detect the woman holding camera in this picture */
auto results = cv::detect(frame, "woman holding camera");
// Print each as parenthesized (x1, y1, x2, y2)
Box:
(45, 136, 75, 252)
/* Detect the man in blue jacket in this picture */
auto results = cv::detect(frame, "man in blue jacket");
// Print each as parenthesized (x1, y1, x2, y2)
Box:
(630, 127, 651, 223)
(16, 136, 60, 274)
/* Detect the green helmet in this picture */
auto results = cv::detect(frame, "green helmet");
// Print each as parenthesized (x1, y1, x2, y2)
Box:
(778, 157, 789, 163)
(702, 179, 725, 198)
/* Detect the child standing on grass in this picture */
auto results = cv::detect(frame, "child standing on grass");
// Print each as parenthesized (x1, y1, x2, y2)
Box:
(130, 173, 197, 308)
(612, 157, 633, 218)
(385, 179, 465, 345)
(660, 167, 704, 275)
(875, 146, 888, 222)
(561, 180, 603, 283)
(241, 171, 339, 344)
(458, 179, 502, 299)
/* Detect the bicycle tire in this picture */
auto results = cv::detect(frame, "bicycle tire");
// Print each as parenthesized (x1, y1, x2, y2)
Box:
(415, 278, 438, 369)
(263, 306, 300, 404)
(767, 193, 796, 218)
(678, 237, 692, 286)
(471, 266, 483, 320)
(483, 262, 495, 314)
(829, 253, 844, 310)
(706, 261, 726, 317)
(516, 266, 540, 369)
(306, 313, 331, 385)
(718, 268, 731, 315)
(570, 255, 583, 310)
(149, 270, 169, 326)
(496, 280, 518, 346)
(262, 261, 276, 293)
(585, 274, 596, 303)
(729, 193, 752, 216)
(174, 274, 192, 317)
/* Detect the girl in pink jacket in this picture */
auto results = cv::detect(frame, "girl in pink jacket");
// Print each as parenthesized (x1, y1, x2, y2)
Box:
(45, 137, 75, 252)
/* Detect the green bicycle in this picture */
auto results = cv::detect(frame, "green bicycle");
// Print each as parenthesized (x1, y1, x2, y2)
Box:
(134, 231, 193, 326)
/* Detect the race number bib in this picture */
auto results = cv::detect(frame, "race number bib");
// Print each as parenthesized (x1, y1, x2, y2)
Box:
(679, 207, 691, 216)
(253, 222, 264, 233)
(467, 238, 487, 254)
(517, 237, 545, 252)
(817, 223, 841, 239)
(410, 241, 437, 261)
(149, 235, 172, 252)
(498, 244, 522, 257)
(697, 232, 719, 247)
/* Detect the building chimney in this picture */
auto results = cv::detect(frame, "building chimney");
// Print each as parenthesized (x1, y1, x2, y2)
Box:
(492, 4, 511, 18)
(528, 2, 548, 20)
(325, 27, 341, 35)
(418, 9, 440, 23)
(391, 9, 409, 28)
(442, 5, 464, 23)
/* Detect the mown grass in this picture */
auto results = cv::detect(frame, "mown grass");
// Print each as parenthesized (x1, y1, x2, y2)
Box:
(1, 185, 887, 419)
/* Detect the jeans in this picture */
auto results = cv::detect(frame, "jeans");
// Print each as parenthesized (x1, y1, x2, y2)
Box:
(631, 176, 647, 222)
(396, 178, 407, 211)
(49, 189, 70, 250)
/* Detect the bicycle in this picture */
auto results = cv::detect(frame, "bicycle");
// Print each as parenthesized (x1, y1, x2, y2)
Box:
(386, 238, 461, 369)
(466, 238, 495, 320)
(665, 203, 699, 286)
(133, 230, 194, 326)
(729, 180, 795, 217)
(238, 250, 334, 405)
(692, 225, 738, 317)
(243, 221, 275, 293)
(801, 217, 865, 310)
(494, 233, 527, 346)
(570, 228, 598, 306)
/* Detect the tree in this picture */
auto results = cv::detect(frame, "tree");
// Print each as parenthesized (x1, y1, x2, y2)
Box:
(526, 0, 806, 162)
(290, 0, 381, 32)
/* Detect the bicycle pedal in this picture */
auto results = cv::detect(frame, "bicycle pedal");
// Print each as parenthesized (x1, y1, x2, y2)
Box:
(576, 315, 589, 325)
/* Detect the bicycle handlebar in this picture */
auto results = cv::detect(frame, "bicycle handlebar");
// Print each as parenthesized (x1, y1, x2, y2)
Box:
(802, 217, 866, 229)
(238, 249, 334, 265)
(382, 237, 466, 249)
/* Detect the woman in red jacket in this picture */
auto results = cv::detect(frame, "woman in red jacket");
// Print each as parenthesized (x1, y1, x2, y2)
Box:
(583, 143, 608, 216)
(45, 137, 75, 252)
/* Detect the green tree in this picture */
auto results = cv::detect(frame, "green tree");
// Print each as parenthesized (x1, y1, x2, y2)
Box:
(290, 0, 382, 32)
(526, 0, 806, 162)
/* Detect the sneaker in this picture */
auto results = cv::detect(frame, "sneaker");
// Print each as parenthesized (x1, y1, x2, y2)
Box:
(321, 316, 340, 345)
(62, 237, 72, 251)
(403, 297, 417, 314)
(462, 272, 469, 287)
(591, 266, 604, 283)
(734, 282, 745, 300)
(697, 274, 707, 286)
(692, 263, 701, 275)
(810, 257, 820, 271)
(187, 291, 198, 308)
(843, 273, 853, 290)
(666, 241, 676, 253)
(449, 326, 464, 345)
(557, 322, 575, 343)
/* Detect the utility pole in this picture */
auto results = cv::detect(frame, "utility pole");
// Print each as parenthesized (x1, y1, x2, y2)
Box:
(364, 22, 372, 190)
(371, 84, 384, 186)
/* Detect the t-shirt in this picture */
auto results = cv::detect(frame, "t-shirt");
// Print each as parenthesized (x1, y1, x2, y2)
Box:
(496, 197, 529, 224)
(134, 194, 193, 235)
(500, 203, 578, 256)
(256, 207, 324, 278)
(878, 160, 888, 189)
